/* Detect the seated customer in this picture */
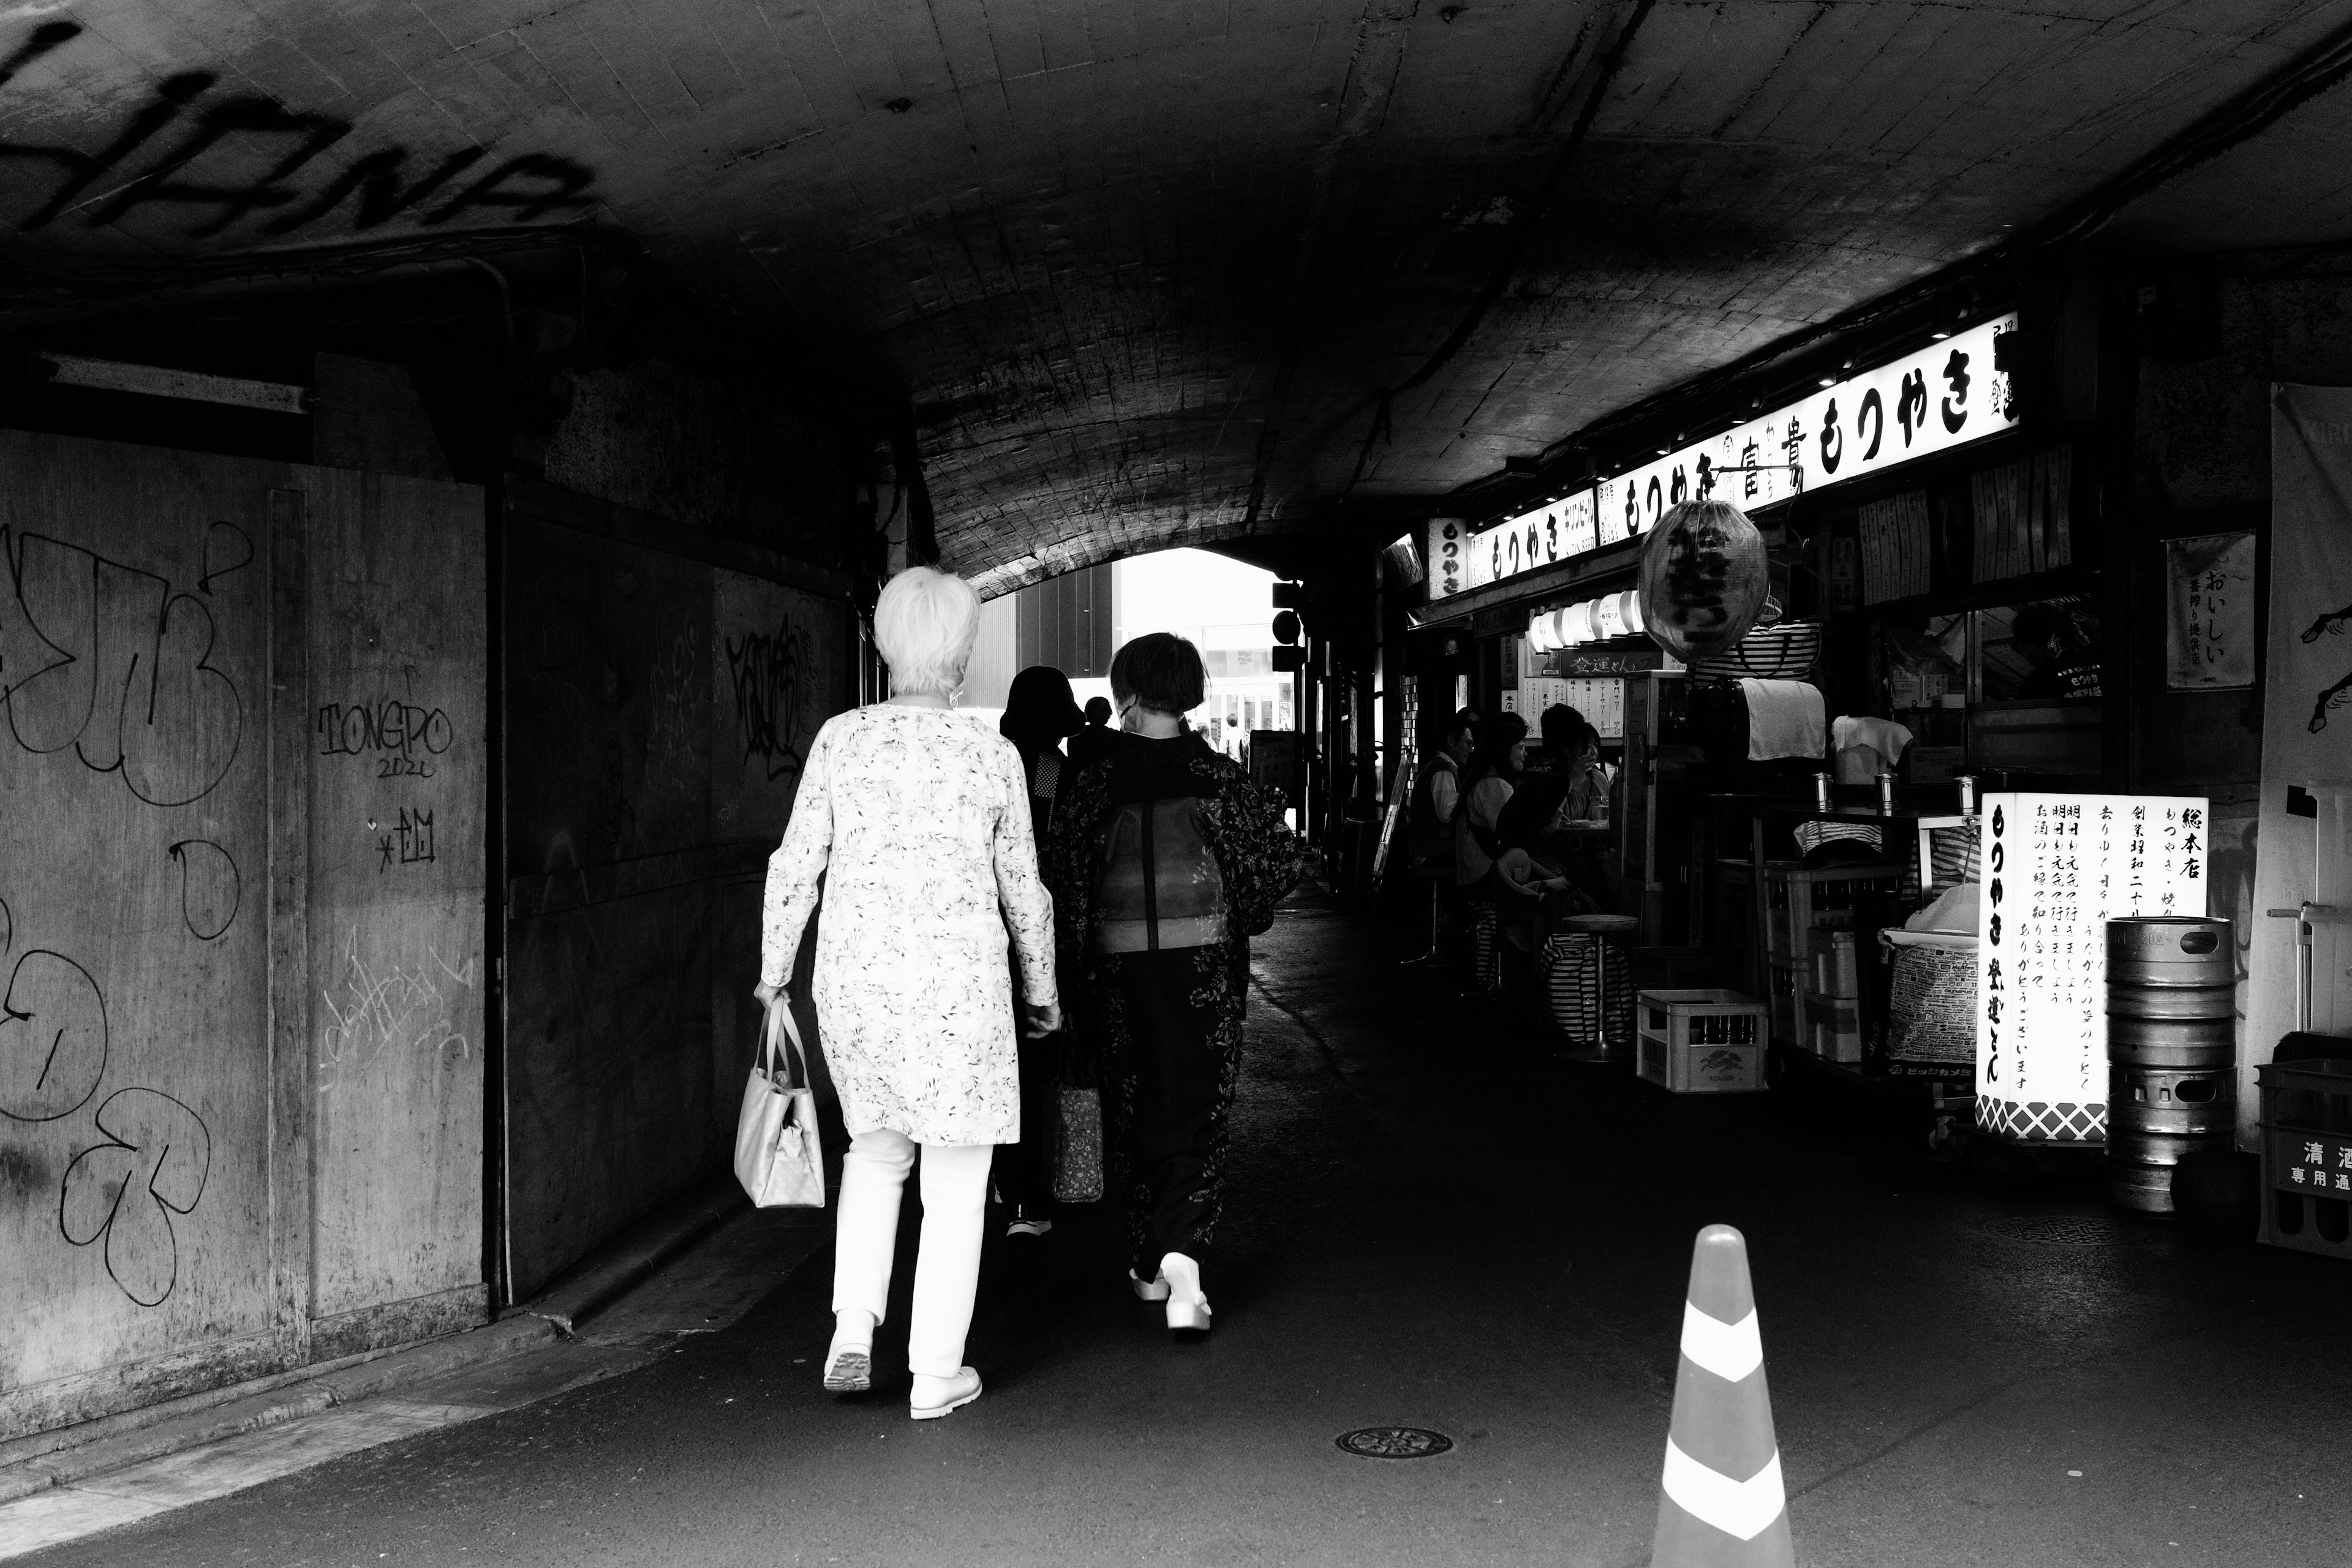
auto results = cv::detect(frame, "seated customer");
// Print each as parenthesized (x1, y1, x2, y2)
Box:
(1490, 777, 1599, 957)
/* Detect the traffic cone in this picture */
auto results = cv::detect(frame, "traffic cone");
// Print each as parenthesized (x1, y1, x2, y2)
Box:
(1651, 1224, 1795, 1568)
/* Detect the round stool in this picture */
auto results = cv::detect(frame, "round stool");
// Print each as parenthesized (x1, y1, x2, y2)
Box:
(1544, 914, 1640, 1063)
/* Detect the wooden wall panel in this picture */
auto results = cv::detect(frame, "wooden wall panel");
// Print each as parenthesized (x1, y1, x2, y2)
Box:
(0, 434, 277, 1433)
(302, 467, 488, 1330)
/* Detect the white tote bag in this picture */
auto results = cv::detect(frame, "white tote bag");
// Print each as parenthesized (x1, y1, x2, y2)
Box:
(733, 1000, 826, 1208)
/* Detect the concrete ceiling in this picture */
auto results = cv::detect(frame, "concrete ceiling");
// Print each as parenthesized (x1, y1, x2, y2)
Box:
(1, 1, 2348, 590)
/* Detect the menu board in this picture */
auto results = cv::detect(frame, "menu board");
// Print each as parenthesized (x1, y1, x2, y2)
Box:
(1977, 793, 2208, 1144)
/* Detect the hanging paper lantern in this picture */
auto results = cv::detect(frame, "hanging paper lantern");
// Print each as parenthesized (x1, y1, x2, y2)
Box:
(1591, 594, 1627, 639)
(1526, 609, 1555, 652)
(1617, 590, 1646, 635)
(1559, 602, 1596, 644)
(1636, 499, 1770, 663)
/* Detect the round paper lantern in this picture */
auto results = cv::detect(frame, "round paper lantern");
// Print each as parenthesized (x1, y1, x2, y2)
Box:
(1616, 590, 1646, 635)
(1591, 594, 1626, 639)
(1636, 499, 1770, 664)
(1527, 610, 1558, 652)
(1559, 602, 1595, 644)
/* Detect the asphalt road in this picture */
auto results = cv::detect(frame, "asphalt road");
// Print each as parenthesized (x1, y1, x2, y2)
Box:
(28, 894, 2352, 1567)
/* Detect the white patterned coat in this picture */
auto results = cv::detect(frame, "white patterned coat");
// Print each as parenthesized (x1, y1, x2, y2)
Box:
(760, 705, 1057, 1146)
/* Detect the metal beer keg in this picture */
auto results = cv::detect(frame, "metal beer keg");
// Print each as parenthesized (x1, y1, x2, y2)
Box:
(2105, 917, 2236, 1214)
(2105, 916, 2234, 989)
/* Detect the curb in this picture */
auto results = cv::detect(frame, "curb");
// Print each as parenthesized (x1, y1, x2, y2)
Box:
(0, 1177, 755, 1509)
(502, 1178, 750, 1335)
(0, 1316, 556, 1506)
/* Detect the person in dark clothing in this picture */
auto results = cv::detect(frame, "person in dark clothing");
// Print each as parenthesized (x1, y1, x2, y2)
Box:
(1046, 633, 1299, 1338)
(2010, 604, 2102, 701)
(1068, 693, 1117, 771)
(995, 667, 1087, 1239)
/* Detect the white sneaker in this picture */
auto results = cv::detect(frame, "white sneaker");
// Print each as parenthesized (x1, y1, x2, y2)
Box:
(1006, 1205, 1053, 1238)
(910, 1366, 982, 1420)
(1160, 1251, 1210, 1334)
(1129, 1268, 1170, 1302)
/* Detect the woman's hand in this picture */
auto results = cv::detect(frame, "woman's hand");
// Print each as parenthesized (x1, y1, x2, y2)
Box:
(1022, 1000, 1063, 1039)
(753, 981, 784, 1012)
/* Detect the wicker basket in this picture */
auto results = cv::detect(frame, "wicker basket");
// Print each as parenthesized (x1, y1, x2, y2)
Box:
(1692, 620, 1823, 682)
(1883, 932, 1976, 1063)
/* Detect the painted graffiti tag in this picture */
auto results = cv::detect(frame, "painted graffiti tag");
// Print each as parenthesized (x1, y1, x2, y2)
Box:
(0, 526, 246, 807)
(317, 697, 452, 778)
(377, 807, 435, 874)
(0, 948, 107, 1123)
(725, 619, 805, 782)
(0, 23, 598, 241)
(317, 932, 473, 1095)
(167, 839, 241, 940)
(60, 1086, 211, 1308)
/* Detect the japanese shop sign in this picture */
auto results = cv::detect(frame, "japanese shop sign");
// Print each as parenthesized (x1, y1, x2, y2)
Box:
(1434, 314, 2019, 600)
(1975, 793, 2209, 1144)
(1440, 491, 1598, 598)
(2163, 532, 2256, 690)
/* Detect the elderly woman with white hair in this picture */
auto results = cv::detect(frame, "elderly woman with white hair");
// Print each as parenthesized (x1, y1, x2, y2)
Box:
(756, 565, 1058, 1421)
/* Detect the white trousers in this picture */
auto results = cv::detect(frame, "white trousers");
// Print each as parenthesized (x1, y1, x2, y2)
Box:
(831, 1129, 990, 1378)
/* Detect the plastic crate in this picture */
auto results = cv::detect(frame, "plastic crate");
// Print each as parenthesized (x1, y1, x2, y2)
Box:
(1803, 992, 1864, 1063)
(2258, 1057, 2352, 1261)
(1765, 862, 1904, 964)
(1637, 989, 1769, 1095)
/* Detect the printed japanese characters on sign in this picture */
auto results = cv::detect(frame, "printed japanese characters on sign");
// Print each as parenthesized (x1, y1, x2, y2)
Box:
(1433, 315, 2020, 601)
(2164, 532, 2256, 690)
(1977, 792, 2209, 1145)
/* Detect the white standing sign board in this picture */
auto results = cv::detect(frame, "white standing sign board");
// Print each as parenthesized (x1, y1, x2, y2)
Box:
(1977, 793, 2209, 1144)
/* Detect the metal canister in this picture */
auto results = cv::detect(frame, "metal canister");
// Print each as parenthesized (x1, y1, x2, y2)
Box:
(1955, 774, 1977, 814)
(2105, 916, 2238, 1213)
(1813, 772, 1833, 811)
(2106, 917, 2234, 989)
(2105, 982, 2234, 1020)
(2107, 1013, 2236, 1069)
(1876, 771, 1895, 813)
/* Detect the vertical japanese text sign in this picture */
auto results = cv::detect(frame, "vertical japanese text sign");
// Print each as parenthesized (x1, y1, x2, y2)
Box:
(1977, 793, 2208, 1143)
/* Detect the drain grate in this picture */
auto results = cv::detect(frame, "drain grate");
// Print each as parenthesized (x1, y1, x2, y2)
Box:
(1336, 1426, 1454, 1460)
(1980, 1215, 2157, 1248)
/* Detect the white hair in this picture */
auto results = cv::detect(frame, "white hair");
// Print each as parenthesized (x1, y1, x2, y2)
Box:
(873, 566, 981, 696)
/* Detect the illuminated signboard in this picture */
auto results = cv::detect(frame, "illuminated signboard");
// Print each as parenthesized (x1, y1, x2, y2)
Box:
(1430, 314, 2020, 600)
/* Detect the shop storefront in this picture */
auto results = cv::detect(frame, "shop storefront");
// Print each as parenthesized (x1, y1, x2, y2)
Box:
(1384, 273, 2323, 1227)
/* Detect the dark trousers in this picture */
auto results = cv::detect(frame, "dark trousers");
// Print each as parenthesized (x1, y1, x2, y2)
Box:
(991, 1032, 1061, 1208)
(1104, 945, 1235, 1275)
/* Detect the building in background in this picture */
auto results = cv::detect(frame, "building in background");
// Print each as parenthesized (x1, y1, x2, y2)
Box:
(963, 549, 1292, 763)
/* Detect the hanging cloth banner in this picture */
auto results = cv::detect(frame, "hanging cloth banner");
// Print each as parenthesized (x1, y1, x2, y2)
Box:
(2163, 531, 2257, 690)
(2250, 388, 2352, 1101)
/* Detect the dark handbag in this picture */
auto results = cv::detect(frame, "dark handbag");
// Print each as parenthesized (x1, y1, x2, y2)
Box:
(1049, 1021, 1104, 1203)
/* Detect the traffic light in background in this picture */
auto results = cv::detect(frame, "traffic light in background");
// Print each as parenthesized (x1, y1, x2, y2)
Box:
(1271, 589, 1304, 671)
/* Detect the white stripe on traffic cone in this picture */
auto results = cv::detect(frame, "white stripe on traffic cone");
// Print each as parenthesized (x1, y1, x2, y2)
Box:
(1651, 1224, 1795, 1568)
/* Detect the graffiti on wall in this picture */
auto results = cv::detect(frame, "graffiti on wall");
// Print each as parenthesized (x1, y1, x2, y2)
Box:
(0, 899, 212, 1308)
(0, 516, 242, 1308)
(317, 930, 473, 1096)
(725, 617, 807, 782)
(0, 526, 247, 807)
(0, 21, 598, 242)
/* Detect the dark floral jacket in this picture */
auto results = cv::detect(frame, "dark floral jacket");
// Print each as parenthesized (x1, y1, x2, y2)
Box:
(1044, 737, 1302, 983)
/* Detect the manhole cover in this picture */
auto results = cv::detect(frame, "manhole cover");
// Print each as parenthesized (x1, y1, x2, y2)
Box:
(1336, 1426, 1454, 1460)
(1980, 1215, 2156, 1248)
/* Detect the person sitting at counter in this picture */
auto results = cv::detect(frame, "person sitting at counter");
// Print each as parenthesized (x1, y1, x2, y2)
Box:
(1491, 778, 1601, 963)
(1556, 718, 1611, 823)
(1455, 711, 1528, 897)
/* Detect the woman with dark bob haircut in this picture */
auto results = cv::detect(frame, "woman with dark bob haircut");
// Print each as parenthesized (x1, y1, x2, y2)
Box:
(1045, 632, 1298, 1337)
